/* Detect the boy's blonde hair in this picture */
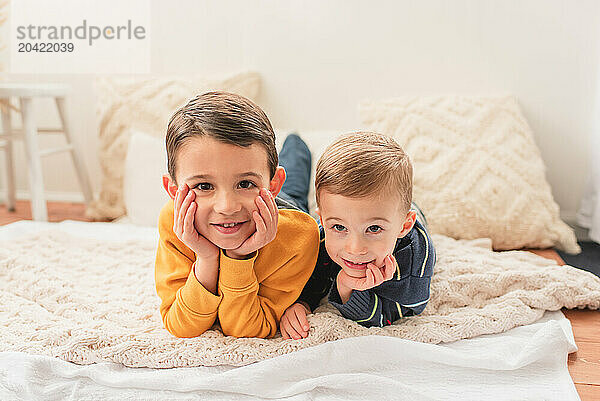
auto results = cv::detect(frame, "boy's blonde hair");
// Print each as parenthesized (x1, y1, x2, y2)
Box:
(315, 132, 413, 212)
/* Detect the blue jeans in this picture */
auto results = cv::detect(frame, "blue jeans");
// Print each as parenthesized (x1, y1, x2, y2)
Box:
(278, 134, 311, 214)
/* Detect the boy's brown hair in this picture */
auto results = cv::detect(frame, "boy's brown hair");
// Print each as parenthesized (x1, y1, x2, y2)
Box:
(315, 132, 413, 212)
(166, 91, 277, 184)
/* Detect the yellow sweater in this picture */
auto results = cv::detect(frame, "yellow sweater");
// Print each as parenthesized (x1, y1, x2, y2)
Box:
(155, 199, 320, 338)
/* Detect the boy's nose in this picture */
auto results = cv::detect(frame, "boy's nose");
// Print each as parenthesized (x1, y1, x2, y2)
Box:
(213, 192, 242, 215)
(345, 236, 367, 256)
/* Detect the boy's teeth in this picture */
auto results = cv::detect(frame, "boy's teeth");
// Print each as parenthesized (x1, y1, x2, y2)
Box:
(222, 223, 236, 227)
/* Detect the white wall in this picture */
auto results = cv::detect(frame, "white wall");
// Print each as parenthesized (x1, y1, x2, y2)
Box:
(1, 0, 598, 222)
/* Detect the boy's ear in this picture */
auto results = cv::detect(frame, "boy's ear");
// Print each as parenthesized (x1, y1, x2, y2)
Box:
(398, 210, 417, 238)
(268, 166, 286, 197)
(163, 174, 178, 200)
(315, 207, 323, 226)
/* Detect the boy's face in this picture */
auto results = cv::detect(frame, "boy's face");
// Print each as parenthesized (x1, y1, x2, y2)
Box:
(317, 191, 416, 278)
(164, 136, 284, 250)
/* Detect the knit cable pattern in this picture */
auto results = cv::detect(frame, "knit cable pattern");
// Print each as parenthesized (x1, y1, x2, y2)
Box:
(0, 231, 597, 368)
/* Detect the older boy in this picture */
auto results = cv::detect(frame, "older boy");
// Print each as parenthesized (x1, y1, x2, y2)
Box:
(280, 132, 436, 339)
(155, 92, 319, 339)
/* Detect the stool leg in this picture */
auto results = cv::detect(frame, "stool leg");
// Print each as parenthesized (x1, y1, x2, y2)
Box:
(1, 101, 16, 212)
(20, 97, 48, 221)
(55, 97, 93, 205)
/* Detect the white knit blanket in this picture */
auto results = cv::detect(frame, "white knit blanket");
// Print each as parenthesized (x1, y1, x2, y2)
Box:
(0, 230, 598, 368)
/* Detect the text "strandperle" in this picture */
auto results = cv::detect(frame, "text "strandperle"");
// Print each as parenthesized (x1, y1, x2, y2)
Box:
(16, 20, 146, 46)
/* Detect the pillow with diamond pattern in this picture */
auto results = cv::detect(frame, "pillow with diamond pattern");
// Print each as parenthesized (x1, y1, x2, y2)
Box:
(359, 95, 580, 253)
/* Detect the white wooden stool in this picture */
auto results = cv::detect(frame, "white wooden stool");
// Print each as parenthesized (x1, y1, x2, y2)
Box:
(0, 83, 93, 221)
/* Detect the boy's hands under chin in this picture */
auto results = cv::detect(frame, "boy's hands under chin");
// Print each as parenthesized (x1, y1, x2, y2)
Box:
(336, 255, 397, 303)
(225, 188, 279, 260)
(174, 184, 220, 294)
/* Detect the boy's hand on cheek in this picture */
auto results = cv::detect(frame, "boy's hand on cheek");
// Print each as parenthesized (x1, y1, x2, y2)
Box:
(338, 255, 397, 294)
(225, 188, 279, 260)
(173, 184, 220, 261)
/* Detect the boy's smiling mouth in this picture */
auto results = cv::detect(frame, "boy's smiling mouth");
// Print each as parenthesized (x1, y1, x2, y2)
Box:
(341, 257, 375, 270)
(211, 221, 248, 234)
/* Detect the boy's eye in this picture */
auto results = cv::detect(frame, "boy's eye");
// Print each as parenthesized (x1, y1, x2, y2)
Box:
(238, 180, 257, 189)
(367, 225, 383, 233)
(332, 224, 346, 232)
(195, 183, 213, 191)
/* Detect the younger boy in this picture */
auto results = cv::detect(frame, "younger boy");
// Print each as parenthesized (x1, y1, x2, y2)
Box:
(280, 132, 436, 339)
(155, 92, 320, 339)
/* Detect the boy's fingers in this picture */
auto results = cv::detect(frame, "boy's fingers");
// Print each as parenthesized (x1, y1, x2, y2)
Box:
(174, 184, 187, 213)
(370, 262, 384, 284)
(280, 321, 290, 339)
(260, 193, 277, 238)
(294, 307, 310, 331)
(254, 210, 267, 237)
(288, 312, 307, 337)
(341, 270, 367, 291)
(173, 191, 179, 219)
(259, 189, 278, 240)
(264, 189, 278, 220)
(173, 190, 182, 231)
(178, 192, 193, 233)
(365, 268, 375, 288)
(231, 211, 264, 256)
(364, 266, 375, 287)
(281, 319, 300, 340)
(174, 186, 181, 208)
(269, 192, 279, 231)
(184, 202, 196, 234)
(255, 195, 273, 230)
(384, 255, 396, 280)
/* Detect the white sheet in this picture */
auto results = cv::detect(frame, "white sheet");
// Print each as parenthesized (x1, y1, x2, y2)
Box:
(0, 220, 581, 400)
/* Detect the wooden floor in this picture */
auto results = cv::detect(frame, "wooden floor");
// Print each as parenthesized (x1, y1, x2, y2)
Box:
(1, 200, 599, 398)
(0, 199, 91, 224)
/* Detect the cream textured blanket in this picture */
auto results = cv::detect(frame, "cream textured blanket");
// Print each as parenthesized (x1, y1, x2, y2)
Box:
(0, 230, 598, 368)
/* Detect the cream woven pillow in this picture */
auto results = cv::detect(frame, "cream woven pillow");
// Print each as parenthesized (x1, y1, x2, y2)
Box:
(86, 71, 261, 221)
(359, 95, 580, 253)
